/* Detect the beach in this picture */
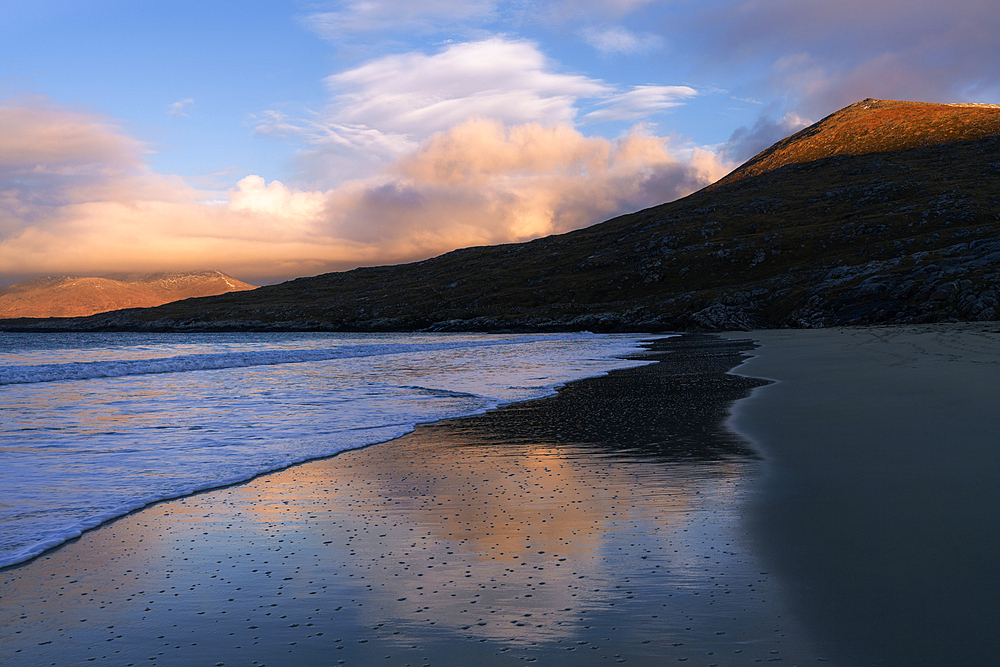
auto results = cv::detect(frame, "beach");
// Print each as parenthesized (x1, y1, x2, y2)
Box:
(3, 325, 997, 666)
(725, 323, 1000, 666)
(0, 334, 835, 666)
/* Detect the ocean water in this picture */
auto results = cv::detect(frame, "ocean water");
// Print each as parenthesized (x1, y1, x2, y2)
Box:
(0, 331, 655, 569)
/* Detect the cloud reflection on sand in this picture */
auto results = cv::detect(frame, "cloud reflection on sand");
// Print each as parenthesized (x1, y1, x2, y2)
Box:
(224, 425, 772, 652)
(0, 336, 834, 665)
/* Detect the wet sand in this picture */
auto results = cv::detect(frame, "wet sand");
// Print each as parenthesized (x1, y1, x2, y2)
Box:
(725, 323, 1000, 666)
(0, 335, 836, 666)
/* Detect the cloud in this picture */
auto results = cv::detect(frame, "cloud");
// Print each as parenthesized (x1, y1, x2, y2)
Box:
(252, 108, 416, 183)
(256, 38, 699, 188)
(303, 0, 668, 39)
(0, 97, 150, 230)
(583, 85, 697, 123)
(682, 0, 1000, 115)
(535, 0, 660, 24)
(324, 38, 610, 137)
(579, 26, 664, 54)
(315, 118, 729, 252)
(305, 0, 499, 39)
(720, 111, 811, 164)
(255, 38, 620, 187)
(0, 99, 353, 282)
(0, 98, 145, 179)
(448, 0, 1000, 119)
(0, 100, 729, 284)
(227, 175, 326, 220)
(168, 98, 194, 117)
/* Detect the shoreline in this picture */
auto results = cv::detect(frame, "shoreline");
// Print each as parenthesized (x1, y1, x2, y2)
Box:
(0, 334, 837, 666)
(723, 323, 1000, 666)
(0, 332, 654, 571)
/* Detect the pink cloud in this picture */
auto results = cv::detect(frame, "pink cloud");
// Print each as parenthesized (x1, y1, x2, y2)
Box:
(0, 98, 146, 174)
(326, 118, 729, 251)
(0, 101, 729, 285)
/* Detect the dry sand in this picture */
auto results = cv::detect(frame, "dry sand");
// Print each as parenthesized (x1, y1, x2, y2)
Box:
(725, 323, 1000, 666)
(0, 335, 835, 667)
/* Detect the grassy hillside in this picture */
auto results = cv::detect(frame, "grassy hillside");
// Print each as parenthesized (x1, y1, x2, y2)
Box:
(4, 99, 999, 332)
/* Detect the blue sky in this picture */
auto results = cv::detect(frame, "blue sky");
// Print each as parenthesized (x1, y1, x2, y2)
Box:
(2, 0, 998, 284)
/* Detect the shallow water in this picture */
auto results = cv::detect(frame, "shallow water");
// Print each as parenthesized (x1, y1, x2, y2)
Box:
(0, 332, 653, 568)
(0, 335, 835, 666)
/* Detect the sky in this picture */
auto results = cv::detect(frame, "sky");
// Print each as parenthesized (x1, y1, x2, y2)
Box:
(2, 1, 998, 285)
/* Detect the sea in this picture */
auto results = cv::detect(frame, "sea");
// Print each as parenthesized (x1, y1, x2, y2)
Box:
(0, 331, 656, 569)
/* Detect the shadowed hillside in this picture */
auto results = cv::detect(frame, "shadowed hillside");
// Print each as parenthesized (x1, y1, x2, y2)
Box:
(3, 99, 1000, 332)
(0, 271, 256, 319)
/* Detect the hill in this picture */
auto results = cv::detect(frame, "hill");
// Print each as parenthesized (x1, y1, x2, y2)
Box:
(2, 98, 1000, 332)
(711, 98, 1000, 189)
(0, 271, 256, 319)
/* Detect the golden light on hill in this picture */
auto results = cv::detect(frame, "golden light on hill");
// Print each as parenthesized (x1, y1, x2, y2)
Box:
(0, 271, 256, 319)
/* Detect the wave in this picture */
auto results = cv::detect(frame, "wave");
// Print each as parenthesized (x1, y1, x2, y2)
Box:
(0, 427, 414, 570)
(0, 339, 528, 386)
(0, 332, 656, 569)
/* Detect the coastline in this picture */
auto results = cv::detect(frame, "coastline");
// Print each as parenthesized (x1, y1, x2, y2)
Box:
(724, 323, 1000, 666)
(0, 332, 651, 571)
(0, 334, 836, 666)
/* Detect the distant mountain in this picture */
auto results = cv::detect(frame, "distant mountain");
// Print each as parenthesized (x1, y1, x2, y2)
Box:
(0, 271, 256, 319)
(3, 98, 1000, 332)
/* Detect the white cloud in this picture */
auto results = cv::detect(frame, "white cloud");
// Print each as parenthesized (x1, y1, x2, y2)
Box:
(168, 98, 194, 117)
(579, 26, 664, 54)
(252, 109, 416, 176)
(304, 0, 499, 39)
(324, 38, 610, 137)
(583, 85, 697, 123)
(254, 38, 699, 188)
(254, 38, 623, 187)
(227, 176, 326, 221)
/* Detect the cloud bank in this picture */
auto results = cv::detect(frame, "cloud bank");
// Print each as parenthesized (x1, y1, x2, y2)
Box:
(0, 99, 728, 284)
(11, 0, 997, 287)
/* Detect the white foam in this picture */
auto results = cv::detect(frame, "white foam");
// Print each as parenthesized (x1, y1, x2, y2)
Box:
(0, 338, 546, 385)
(0, 332, 662, 569)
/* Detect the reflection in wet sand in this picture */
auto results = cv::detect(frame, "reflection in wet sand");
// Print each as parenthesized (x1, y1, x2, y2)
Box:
(243, 429, 758, 650)
(0, 336, 837, 666)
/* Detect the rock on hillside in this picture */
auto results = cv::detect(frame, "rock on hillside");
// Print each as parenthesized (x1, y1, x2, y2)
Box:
(2, 99, 999, 332)
(0, 271, 256, 319)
